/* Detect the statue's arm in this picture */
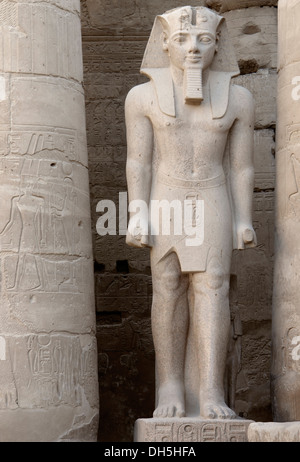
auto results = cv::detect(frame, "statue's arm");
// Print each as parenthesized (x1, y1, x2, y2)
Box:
(229, 85, 257, 249)
(125, 85, 153, 248)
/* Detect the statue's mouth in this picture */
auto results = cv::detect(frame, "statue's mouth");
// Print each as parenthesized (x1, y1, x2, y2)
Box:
(186, 54, 202, 64)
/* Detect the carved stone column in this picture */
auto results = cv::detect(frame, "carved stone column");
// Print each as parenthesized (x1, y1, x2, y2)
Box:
(0, 0, 98, 441)
(272, 0, 300, 421)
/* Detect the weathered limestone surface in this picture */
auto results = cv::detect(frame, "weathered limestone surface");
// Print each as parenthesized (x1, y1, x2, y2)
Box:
(254, 130, 276, 191)
(224, 7, 277, 72)
(0, 0, 98, 441)
(84, 0, 206, 34)
(233, 72, 277, 129)
(248, 422, 300, 442)
(9, 0, 80, 11)
(82, 0, 277, 441)
(272, 0, 300, 422)
(135, 418, 254, 442)
(206, 0, 278, 12)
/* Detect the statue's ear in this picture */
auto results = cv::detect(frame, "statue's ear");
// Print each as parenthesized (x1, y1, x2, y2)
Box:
(215, 16, 225, 52)
(162, 31, 169, 51)
(158, 16, 170, 51)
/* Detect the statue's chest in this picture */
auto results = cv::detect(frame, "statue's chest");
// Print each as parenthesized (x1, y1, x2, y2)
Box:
(154, 88, 233, 128)
(152, 109, 230, 136)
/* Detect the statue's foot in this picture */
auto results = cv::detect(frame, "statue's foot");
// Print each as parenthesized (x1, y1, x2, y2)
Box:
(153, 380, 185, 418)
(200, 391, 236, 420)
(201, 401, 236, 420)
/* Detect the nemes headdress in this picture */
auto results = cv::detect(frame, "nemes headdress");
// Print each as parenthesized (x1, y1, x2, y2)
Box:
(159, 6, 223, 35)
(141, 6, 240, 119)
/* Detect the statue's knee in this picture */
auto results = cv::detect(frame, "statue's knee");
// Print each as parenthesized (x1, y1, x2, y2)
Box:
(193, 273, 229, 298)
(206, 268, 224, 290)
(193, 274, 224, 293)
(205, 256, 228, 290)
(159, 268, 183, 293)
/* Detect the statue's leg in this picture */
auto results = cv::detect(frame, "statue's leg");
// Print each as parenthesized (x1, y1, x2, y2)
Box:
(151, 251, 189, 418)
(191, 253, 236, 420)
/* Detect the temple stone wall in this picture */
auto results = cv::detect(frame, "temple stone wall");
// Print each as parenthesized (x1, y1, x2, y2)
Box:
(226, 3, 277, 423)
(81, 0, 278, 442)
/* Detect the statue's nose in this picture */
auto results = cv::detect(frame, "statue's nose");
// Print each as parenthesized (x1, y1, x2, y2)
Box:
(189, 37, 200, 53)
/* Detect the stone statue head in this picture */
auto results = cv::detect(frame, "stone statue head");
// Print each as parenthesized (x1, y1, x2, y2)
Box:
(141, 5, 239, 116)
(159, 6, 224, 73)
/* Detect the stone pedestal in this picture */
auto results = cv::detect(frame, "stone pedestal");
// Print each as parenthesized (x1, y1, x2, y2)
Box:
(272, 0, 300, 422)
(0, 0, 98, 441)
(248, 422, 300, 442)
(134, 418, 253, 443)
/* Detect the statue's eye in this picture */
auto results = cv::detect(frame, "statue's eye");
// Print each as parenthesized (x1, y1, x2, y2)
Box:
(200, 36, 212, 43)
(173, 35, 186, 43)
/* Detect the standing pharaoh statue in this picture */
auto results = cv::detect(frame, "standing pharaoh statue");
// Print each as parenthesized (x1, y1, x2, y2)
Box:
(125, 6, 256, 420)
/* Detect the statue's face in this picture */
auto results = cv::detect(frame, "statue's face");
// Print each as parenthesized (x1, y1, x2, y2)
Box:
(164, 27, 217, 71)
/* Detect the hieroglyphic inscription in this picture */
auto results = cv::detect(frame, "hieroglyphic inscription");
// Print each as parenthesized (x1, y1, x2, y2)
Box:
(96, 274, 152, 314)
(0, 126, 77, 160)
(0, 148, 93, 327)
(0, 1, 82, 81)
(282, 327, 300, 373)
(4, 256, 88, 294)
(150, 424, 173, 442)
(0, 157, 88, 246)
(0, 334, 98, 409)
(139, 419, 251, 442)
(0, 0, 17, 28)
(254, 129, 275, 191)
(178, 424, 198, 442)
(0, 153, 91, 296)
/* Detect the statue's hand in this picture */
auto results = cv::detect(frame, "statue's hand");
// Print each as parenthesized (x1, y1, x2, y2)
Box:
(126, 216, 151, 248)
(236, 224, 257, 250)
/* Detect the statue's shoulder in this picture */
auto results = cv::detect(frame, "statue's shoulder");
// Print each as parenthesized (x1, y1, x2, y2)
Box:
(230, 83, 254, 108)
(125, 82, 154, 111)
(228, 83, 255, 123)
